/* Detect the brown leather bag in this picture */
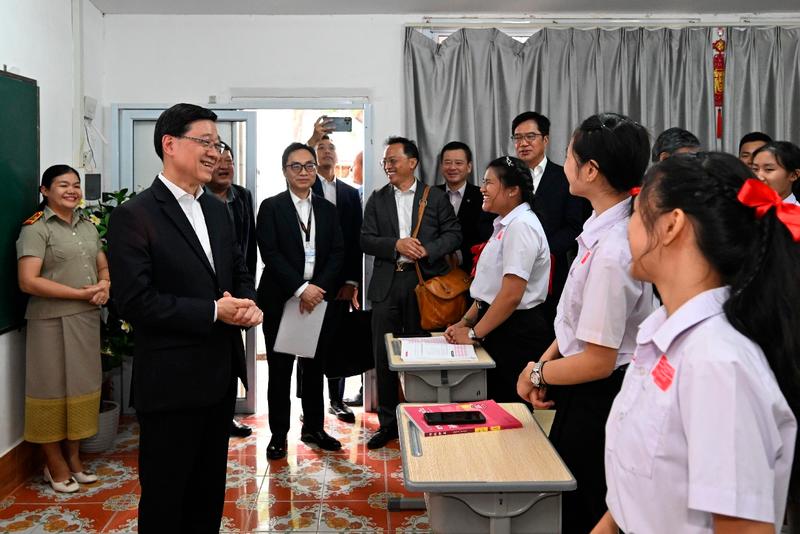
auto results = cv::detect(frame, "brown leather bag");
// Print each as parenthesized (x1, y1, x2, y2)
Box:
(411, 186, 471, 331)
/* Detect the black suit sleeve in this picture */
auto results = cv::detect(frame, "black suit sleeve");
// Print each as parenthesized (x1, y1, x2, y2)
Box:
(107, 203, 215, 334)
(243, 188, 258, 276)
(548, 193, 586, 257)
(255, 198, 306, 294)
(422, 193, 461, 262)
(360, 191, 397, 261)
(343, 188, 363, 284)
(313, 204, 345, 296)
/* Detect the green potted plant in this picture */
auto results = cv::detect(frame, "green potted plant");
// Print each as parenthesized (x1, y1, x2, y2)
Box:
(79, 189, 136, 452)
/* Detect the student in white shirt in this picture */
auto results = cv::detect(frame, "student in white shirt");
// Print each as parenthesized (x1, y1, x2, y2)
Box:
(516, 113, 656, 534)
(751, 141, 800, 205)
(592, 152, 800, 534)
(444, 156, 551, 402)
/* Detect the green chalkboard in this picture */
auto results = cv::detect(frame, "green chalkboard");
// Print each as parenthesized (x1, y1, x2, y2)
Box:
(0, 71, 39, 334)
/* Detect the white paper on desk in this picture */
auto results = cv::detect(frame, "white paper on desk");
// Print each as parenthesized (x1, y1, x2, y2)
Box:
(274, 297, 328, 358)
(399, 337, 478, 361)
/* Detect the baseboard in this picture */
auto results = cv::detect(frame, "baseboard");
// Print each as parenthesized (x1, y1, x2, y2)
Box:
(0, 440, 40, 499)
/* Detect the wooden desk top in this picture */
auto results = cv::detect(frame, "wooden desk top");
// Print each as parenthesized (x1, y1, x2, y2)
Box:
(398, 403, 575, 493)
(386, 333, 496, 372)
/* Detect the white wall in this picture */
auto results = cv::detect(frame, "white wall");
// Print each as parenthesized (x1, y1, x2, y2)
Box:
(101, 14, 412, 195)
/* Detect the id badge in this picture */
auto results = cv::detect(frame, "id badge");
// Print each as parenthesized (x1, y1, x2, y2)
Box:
(303, 241, 316, 280)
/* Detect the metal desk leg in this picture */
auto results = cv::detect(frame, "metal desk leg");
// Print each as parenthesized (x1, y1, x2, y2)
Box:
(387, 496, 426, 511)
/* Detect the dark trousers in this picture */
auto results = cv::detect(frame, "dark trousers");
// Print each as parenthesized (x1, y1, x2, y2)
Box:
(371, 270, 421, 430)
(264, 322, 325, 436)
(328, 377, 345, 402)
(477, 304, 553, 403)
(136, 377, 236, 534)
(547, 366, 626, 534)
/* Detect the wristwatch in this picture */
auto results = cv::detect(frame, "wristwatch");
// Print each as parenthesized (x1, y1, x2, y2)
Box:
(468, 328, 483, 342)
(529, 361, 547, 388)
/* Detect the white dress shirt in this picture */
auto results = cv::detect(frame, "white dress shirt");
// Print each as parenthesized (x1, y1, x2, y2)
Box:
(555, 197, 657, 367)
(446, 182, 467, 215)
(470, 203, 550, 310)
(784, 192, 799, 205)
(158, 173, 217, 320)
(394, 180, 417, 264)
(289, 189, 317, 297)
(605, 287, 796, 532)
(318, 174, 337, 206)
(530, 156, 548, 193)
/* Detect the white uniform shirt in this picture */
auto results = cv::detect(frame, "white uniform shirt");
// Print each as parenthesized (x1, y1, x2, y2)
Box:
(605, 287, 796, 533)
(784, 192, 799, 205)
(394, 180, 418, 264)
(318, 174, 337, 205)
(470, 203, 550, 310)
(554, 197, 656, 367)
(530, 156, 548, 193)
(446, 182, 467, 215)
(289, 190, 317, 297)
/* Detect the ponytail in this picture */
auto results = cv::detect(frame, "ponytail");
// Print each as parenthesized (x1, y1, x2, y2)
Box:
(639, 152, 800, 418)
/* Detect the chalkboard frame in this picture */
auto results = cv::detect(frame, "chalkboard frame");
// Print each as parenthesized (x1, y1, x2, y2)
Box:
(0, 70, 40, 335)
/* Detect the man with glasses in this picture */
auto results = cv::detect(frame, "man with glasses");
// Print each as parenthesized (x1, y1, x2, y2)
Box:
(256, 142, 345, 461)
(361, 136, 461, 449)
(511, 111, 589, 323)
(107, 103, 262, 532)
(208, 142, 257, 438)
(309, 133, 362, 424)
(434, 141, 493, 274)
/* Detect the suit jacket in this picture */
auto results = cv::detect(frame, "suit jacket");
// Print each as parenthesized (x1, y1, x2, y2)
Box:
(532, 160, 592, 299)
(255, 190, 344, 326)
(107, 177, 256, 414)
(435, 182, 494, 273)
(361, 180, 462, 303)
(312, 176, 362, 290)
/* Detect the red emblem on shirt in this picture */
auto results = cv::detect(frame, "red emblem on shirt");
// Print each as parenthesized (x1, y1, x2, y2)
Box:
(651, 355, 675, 391)
(22, 211, 43, 225)
(580, 251, 591, 264)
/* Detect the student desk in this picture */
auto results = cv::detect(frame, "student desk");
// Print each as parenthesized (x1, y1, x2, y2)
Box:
(397, 403, 575, 534)
(385, 333, 496, 403)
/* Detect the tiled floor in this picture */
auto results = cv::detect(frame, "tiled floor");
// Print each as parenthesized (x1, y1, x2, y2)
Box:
(0, 409, 430, 533)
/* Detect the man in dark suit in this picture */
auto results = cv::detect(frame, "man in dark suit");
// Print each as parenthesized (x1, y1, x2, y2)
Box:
(434, 141, 493, 274)
(361, 136, 461, 449)
(512, 111, 591, 322)
(256, 142, 345, 461)
(107, 103, 262, 533)
(208, 141, 256, 438)
(310, 134, 362, 424)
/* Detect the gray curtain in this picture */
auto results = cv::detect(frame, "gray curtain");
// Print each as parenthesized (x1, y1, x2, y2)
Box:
(405, 26, 800, 185)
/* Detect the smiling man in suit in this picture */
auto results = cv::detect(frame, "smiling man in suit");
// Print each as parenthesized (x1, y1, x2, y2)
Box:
(361, 136, 461, 449)
(310, 134, 362, 424)
(107, 103, 262, 533)
(435, 141, 493, 274)
(512, 111, 590, 322)
(256, 142, 345, 461)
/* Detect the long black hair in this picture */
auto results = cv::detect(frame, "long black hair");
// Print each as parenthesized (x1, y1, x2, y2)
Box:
(38, 164, 80, 211)
(486, 155, 535, 211)
(638, 152, 800, 418)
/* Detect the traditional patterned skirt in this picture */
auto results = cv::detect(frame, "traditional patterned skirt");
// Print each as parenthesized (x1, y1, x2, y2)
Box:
(24, 309, 102, 443)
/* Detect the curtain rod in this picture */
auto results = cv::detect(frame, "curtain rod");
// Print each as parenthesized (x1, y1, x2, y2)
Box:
(409, 15, 800, 28)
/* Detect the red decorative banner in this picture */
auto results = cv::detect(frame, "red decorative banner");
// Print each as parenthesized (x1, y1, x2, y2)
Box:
(712, 29, 726, 140)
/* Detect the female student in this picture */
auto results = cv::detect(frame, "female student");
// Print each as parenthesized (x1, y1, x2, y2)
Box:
(16, 165, 109, 492)
(591, 152, 799, 534)
(516, 113, 657, 533)
(444, 156, 551, 402)
(751, 141, 800, 205)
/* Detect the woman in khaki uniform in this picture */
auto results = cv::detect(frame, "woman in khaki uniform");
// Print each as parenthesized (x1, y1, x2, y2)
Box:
(16, 165, 110, 493)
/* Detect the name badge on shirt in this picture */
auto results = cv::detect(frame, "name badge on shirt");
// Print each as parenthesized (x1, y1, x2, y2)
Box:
(303, 241, 315, 280)
(651, 354, 675, 391)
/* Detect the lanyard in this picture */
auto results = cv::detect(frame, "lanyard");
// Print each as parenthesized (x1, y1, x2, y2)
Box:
(296, 204, 313, 243)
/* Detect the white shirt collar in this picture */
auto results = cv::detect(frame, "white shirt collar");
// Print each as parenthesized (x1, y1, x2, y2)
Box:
(446, 181, 467, 197)
(533, 156, 548, 177)
(579, 197, 631, 249)
(318, 173, 336, 186)
(784, 193, 799, 205)
(393, 179, 418, 195)
(497, 202, 532, 228)
(159, 173, 203, 201)
(289, 188, 312, 205)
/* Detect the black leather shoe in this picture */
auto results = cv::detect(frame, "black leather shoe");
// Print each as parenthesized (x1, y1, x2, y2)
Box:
(367, 427, 398, 449)
(328, 400, 356, 423)
(230, 419, 253, 438)
(300, 429, 342, 451)
(266, 435, 287, 460)
(343, 392, 363, 407)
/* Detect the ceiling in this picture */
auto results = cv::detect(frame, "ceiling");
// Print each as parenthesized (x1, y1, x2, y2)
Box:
(87, 0, 800, 16)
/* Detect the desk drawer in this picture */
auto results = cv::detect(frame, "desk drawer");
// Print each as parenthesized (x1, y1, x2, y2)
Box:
(400, 368, 486, 403)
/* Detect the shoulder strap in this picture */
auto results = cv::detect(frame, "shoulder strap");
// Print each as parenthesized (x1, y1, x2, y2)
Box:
(411, 185, 430, 239)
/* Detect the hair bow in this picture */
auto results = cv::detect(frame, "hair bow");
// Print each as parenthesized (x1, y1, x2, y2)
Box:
(505, 156, 513, 167)
(737, 178, 800, 242)
(629, 186, 641, 197)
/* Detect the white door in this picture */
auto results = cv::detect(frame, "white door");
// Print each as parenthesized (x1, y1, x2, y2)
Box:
(113, 107, 258, 414)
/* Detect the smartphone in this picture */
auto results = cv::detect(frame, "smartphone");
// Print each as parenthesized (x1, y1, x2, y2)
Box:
(423, 411, 486, 426)
(327, 116, 352, 132)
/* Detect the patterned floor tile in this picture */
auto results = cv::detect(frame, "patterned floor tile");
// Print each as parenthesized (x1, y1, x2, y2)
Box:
(249, 501, 322, 532)
(316, 502, 388, 533)
(0, 503, 116, 533)
(385, 460, 424, 499)
(220, 500, 255, 533)
(261, 457, 328, 501)
(102, 509, 137, 533)
(224, 458, 264, 502)
(321, 456, 386, 501)
(388, 510, 431, 533)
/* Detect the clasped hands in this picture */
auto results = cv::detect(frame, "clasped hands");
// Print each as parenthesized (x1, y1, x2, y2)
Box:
(516, 354, 556, 409)
(217, 291, 263, 327)
(83, 279, 110, 306)
(443, 319, 475, 345)
(395, 237, 428, 262)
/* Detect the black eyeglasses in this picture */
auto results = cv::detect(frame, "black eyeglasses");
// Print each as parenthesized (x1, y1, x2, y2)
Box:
(285, 162, 318, 173)
(511, 133, 545, 143)
(178, 136, 227, 154)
